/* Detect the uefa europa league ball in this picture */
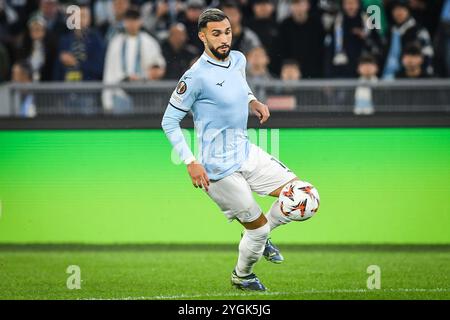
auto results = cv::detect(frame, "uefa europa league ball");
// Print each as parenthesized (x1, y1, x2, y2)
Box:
(279, 180, 320, 221)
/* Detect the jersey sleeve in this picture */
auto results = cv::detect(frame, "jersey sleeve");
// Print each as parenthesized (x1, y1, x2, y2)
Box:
(161, 72, 200, 164)
(168, 71, 199, 112)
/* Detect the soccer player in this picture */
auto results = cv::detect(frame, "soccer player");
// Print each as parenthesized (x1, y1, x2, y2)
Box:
(161, 8, 314, 291)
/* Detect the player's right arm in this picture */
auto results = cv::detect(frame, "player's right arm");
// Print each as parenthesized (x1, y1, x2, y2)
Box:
(161, 73, 210, 191)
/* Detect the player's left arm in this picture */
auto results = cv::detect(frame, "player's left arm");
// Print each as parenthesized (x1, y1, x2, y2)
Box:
(249, 99, 270, 124)
(239, 52, 270, 124)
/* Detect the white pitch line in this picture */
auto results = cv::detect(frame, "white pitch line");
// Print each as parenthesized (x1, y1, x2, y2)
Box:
(79, 288, 450, 300)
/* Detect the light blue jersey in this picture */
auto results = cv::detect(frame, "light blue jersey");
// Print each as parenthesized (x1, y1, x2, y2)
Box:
(161, 50, 257, 180)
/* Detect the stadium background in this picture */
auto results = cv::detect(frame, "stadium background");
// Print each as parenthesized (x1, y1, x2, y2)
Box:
(0, 127, 449, 244)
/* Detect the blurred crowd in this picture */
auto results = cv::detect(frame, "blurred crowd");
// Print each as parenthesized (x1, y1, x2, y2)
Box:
(1, 0, 449, 89)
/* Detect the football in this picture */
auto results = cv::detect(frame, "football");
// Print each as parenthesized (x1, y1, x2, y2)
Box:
(279, 180, 320, 221)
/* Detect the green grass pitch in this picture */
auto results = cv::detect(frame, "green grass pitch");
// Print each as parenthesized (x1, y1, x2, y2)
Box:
(0, 245, 449, 300)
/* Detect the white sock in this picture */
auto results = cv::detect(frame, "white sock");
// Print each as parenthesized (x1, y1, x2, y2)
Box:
(235, 222, 270, 277)
(265, 200, 292, 231)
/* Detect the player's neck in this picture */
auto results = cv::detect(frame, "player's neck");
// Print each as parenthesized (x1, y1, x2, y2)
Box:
(204, 50, 230, 63)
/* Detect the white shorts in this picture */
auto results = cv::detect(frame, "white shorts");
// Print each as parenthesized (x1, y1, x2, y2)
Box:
(205, 143, 297, 223)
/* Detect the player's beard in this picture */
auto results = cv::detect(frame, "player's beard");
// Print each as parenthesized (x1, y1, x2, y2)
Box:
(209, 44, 231, 61)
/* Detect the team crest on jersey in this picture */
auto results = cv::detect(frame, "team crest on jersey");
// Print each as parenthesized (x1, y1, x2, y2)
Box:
(176, 81, 187, 94)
